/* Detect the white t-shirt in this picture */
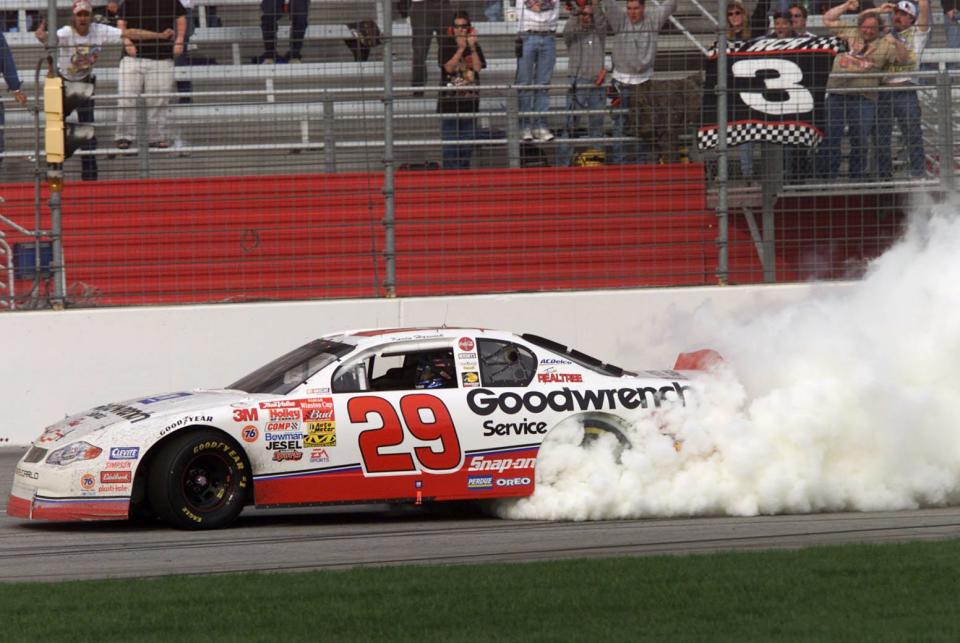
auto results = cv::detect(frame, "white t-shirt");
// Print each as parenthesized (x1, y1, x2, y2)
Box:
(57, 23, 123, 82)
(885, 25, 931, 85)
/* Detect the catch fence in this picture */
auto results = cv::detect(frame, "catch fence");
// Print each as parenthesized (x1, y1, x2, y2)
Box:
(0, 0, 954, 309)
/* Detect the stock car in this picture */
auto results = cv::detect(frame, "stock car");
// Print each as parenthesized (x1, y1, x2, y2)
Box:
(8, 328, 714, 529)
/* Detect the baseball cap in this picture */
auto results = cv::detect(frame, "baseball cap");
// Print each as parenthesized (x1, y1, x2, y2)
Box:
(895, 1, 918, 18)
(72, 0, 93, 14)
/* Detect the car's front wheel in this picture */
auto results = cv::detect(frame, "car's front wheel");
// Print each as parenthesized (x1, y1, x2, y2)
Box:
(147, 430, 250, 530)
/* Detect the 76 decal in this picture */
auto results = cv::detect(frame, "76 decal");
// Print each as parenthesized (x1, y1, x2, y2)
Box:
(348, 394, 463, 476)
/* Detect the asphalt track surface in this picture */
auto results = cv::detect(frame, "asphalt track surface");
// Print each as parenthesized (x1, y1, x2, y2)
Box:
(2, 447, 960, 583)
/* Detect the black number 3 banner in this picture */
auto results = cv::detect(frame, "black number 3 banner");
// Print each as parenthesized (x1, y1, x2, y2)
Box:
(697, 36, 847, 150)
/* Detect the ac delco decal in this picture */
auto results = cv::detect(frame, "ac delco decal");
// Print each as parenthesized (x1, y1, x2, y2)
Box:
(466, 384, 692, 416)
(458, 337, 475, 352)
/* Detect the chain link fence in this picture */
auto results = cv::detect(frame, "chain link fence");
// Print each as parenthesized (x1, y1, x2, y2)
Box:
(0, 0, 954, 308)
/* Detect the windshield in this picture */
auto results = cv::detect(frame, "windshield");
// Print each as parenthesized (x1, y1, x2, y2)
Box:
(228, 339, 355, 395)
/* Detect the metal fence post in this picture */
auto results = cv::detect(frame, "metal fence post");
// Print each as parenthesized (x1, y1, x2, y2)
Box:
(322, 94, 336, 173)
(136, 95, 150, 179)
(715, 0, 729, 285)
(937, 63, 955, 192)
(381, 0, 396, 297)
(506, 87, 520, 168)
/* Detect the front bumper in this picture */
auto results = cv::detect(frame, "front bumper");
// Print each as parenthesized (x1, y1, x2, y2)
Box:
(8, 449, 132, 522)
(7, 491, 130, 521)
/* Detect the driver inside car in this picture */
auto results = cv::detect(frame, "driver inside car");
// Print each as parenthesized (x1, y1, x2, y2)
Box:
(415, 352, 455, 389)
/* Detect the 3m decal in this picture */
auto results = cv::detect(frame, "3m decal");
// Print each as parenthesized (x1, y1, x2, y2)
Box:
(349, 394, 463, 475)
(233, 408, 259, 422)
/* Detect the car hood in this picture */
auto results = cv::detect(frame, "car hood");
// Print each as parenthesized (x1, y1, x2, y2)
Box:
(34, 389, 252, 446)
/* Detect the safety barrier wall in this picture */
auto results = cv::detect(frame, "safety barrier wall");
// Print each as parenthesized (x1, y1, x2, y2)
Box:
(0, 280, 851, 445)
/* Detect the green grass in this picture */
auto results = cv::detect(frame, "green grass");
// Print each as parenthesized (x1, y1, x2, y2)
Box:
(2, 540, 959, 642)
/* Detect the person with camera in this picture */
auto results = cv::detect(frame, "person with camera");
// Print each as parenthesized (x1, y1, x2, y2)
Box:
(516, 0, 561, 142)
(437, 10, 487, 168)
(559, 0, 606, 166)
(603, 0, 677, 165)
(876, 0, 929, 178)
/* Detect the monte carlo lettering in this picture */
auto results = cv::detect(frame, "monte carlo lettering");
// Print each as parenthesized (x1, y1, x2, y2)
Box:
(92, 403, 151, 424)
(467, 384, 692, 416)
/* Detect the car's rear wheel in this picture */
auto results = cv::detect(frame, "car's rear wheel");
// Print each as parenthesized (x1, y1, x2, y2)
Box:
(581, 419, 630, 461)
(147, 430, 249, 530)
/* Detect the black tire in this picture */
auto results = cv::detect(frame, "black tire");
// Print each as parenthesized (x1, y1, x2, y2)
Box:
(581, 419, 630, 461)
(147, 429, 250, 530)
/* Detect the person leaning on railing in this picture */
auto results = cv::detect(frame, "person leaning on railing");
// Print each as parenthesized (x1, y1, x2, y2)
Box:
(876, 0, 930, 178)
(0, 31, 28, 170)
(35, 0, 174, 180)
(817, 0, 908, 180)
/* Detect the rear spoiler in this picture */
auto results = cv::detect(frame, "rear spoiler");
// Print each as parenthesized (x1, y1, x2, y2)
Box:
(674, 349, 724, 371)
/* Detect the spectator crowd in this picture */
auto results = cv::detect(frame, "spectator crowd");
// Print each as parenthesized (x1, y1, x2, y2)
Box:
(0, 0, 944, 179)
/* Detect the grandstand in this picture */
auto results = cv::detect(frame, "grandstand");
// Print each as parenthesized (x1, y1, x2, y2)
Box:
(0, 0, 954, 309)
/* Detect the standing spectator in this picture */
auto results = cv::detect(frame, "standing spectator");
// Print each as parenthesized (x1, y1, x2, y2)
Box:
(516, 0, 561, 142)
(559, 0, 606, 166)
(95, 1, 122, 27)
(116, 0, 187, 149)
(943, 0, 959, 69)
(771, 10, 795, 35)
(876, 0, 930, 178)
(260, 0, 309, 63)
(36, 0, 173, 179)
(603, 0, 677, 164)
(437, 10, 487, 168)
(818, 0, 905, 179)
(789, 3, 814, 35)
(0, 31, 27, 167)
(485, 0, 505, 21)
(410, 0, 453, 95)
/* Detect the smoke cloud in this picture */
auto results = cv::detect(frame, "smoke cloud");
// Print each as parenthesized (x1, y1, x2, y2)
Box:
(499, 199, 960, 520)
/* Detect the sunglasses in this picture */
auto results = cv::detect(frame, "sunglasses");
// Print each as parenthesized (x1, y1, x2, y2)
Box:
(727, 9, 743, 15)
(789, 12, 804, 17)
(453, 22, 470, 28)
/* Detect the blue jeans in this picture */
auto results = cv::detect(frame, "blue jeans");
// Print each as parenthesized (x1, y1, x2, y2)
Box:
(484, 0, 503, 21)
(261, 0, 309, 58)
(947, 15, 960, 70)
(441, 116, 478, 169)
(608, 79, 650, 165)
(75, 90, 97, 181)
(876, 88, 924, 177)
(817, 93, 876, 180)
(558, 76, 605, 166)
(516, 32, 555, 130)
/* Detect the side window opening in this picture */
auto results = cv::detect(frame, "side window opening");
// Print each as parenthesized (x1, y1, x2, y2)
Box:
(365, 349, 458, 391)
(331, 357, 371, 393)
(477, 339, 536, 387)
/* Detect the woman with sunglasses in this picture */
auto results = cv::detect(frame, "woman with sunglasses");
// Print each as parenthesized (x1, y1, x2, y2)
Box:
(437, 11, 487, 168)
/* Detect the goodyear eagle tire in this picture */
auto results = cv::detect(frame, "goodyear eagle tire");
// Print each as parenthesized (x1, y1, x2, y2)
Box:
(147, 430, 250, 530)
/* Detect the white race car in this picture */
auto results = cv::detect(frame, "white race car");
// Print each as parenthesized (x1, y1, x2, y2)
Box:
(8, 328, 712, 529)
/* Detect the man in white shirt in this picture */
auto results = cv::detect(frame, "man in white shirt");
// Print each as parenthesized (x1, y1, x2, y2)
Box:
(876, 0, 930, 177)
(516, 0, 560, 142)
(36, 0, 173, 179)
